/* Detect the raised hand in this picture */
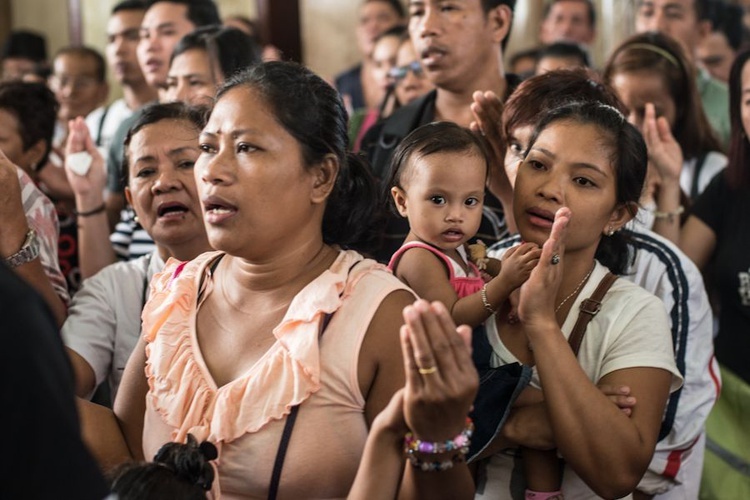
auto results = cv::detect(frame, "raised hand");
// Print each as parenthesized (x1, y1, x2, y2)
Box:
(643, 102, 683, 185)
(401, 300, 478, 441)
(64, 117, 107, 202)
(470, 90, 513, 202)
(517, 207, 571, 328)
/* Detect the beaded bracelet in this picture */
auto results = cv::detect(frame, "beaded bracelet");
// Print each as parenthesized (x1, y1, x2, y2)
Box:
(653, 205, 684, 223)
(481, 284, 496, 314)
(406, 450, 466, 471)
(404, 417, 474, 454)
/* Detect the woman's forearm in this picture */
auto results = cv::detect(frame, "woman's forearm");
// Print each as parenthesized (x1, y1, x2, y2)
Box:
(529, 327, 670, 498)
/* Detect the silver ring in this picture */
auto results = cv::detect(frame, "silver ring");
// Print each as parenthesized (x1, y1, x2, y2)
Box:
(551, 254, 560, 265)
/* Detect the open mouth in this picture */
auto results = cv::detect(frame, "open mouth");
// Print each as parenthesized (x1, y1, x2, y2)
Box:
(526, 207, 555, 227)
(420, 46, 447, 66)
(157, 202, 188, 218)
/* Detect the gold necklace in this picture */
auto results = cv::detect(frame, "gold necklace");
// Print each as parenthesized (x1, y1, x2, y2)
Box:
(555, 263, 595, 313)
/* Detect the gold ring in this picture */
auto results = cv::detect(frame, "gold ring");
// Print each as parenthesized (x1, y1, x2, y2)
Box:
(418, 366, 438, 375)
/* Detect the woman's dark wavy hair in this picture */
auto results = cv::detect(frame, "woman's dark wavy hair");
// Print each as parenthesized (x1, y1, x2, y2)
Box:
(725, 48, 750, 190)
(122, 101, 208, 181)
(109, 435, 217, 499)
(603, 31, 723, 159)
(385, 121, 489, 214)
(171, 25, 262, 83)
(524, 101, 647, 275)
(503, 68, 625, 140)
(0, 81, 58, 166)
(216, 61, 382, 255)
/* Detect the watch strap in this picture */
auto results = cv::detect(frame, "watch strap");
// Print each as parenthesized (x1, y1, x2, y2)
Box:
(4, 229, 40, 268)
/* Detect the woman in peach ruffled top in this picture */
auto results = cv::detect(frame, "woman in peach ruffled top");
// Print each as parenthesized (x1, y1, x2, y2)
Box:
(79, 61, 479, 499)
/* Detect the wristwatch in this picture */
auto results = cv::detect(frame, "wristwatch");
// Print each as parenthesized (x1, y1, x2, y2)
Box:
(4, 228, 40, 268)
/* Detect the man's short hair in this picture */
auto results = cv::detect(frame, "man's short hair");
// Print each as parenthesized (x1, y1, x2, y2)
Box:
(482, 0, 516, 14)
(53, 46, 107, 83)
(538, 41, 591, 67)
(1, 30, 47, 62)
(145, 0, 221, 27)
(112, 0, 147, 15)
(707, 1, 744, 49)
(543, 0, 596, 27)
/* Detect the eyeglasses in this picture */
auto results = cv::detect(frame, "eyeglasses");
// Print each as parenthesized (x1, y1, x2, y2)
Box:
(388, 61, 425, 81)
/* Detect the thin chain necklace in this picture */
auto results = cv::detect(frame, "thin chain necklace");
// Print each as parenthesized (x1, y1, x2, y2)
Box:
(555, 263, 596, 313)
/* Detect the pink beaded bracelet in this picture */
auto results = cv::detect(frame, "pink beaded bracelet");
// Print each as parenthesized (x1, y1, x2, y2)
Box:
(406, 450, 466, 471)
(404, 417, 474, 455)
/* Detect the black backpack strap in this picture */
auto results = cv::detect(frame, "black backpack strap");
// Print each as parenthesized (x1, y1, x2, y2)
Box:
(367, 90, 436, 180)
(690, 152, 708, 199)
(266, 260, 358, 499)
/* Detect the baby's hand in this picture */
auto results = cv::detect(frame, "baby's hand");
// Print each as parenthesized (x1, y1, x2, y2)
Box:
(498, 242, 541, 290)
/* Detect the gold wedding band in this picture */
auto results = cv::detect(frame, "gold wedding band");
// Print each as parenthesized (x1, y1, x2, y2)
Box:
(418, 366, 438, 375)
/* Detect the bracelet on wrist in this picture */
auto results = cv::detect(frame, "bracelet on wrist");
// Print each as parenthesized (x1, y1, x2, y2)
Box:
(481, 284, 496, 314)
(406, 450, 466, 471)
(74, 203, 106, 217)
(404, 417, 474, 455)
(653, 204, 684, 223)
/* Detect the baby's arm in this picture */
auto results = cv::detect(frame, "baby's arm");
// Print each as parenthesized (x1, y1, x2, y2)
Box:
(394, 244, 539, 328)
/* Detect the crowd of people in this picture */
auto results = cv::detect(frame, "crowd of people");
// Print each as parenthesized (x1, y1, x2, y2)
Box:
(1, 0, 748, 498)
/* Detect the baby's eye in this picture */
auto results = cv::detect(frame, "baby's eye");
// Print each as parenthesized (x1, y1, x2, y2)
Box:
(465, 197, 480, 207)
(509, 141, 524, 156)
(430, 195, 446, 205)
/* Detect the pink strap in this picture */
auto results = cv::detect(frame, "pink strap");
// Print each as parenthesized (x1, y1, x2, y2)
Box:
(388, 241, 456, 281)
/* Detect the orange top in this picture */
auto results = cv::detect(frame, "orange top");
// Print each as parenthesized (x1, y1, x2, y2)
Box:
(141, 249, 411, 499)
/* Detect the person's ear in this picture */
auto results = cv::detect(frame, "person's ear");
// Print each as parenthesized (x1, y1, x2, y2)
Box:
(124, 186, 133, 207)
(488, 4, 513, 46)
(603, 201, 637, 235)
(310, 154, 339, 204)
(391, 185, 408, 217)
(22, 139, 47, 170)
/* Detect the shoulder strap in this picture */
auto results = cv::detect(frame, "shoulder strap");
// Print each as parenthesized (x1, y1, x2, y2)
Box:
(567, 272, 618, 357)
(369, 91, 436, 179)
(95, 105, 110, 147)
(388, 241, 456, 281)
(690, 152, 708, 199)
(267, 260, 357, 499)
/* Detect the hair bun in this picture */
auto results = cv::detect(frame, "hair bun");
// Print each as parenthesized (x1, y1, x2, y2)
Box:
(153, 434, 217, 491)
(199, 440, 218, 461)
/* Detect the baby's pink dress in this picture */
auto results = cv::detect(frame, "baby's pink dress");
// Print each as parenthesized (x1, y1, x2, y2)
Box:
(389, 241, 484, 297)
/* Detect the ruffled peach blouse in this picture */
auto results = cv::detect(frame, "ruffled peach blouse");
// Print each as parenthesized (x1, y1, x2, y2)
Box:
(140, 250, 410, 499)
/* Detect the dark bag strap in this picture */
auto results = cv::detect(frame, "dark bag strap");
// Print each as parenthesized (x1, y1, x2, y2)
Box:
(95, 104, 110, 147)
(690, 152, 708, 200)
(567, 272, 618, 357)
(267, 310, 334, 500)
